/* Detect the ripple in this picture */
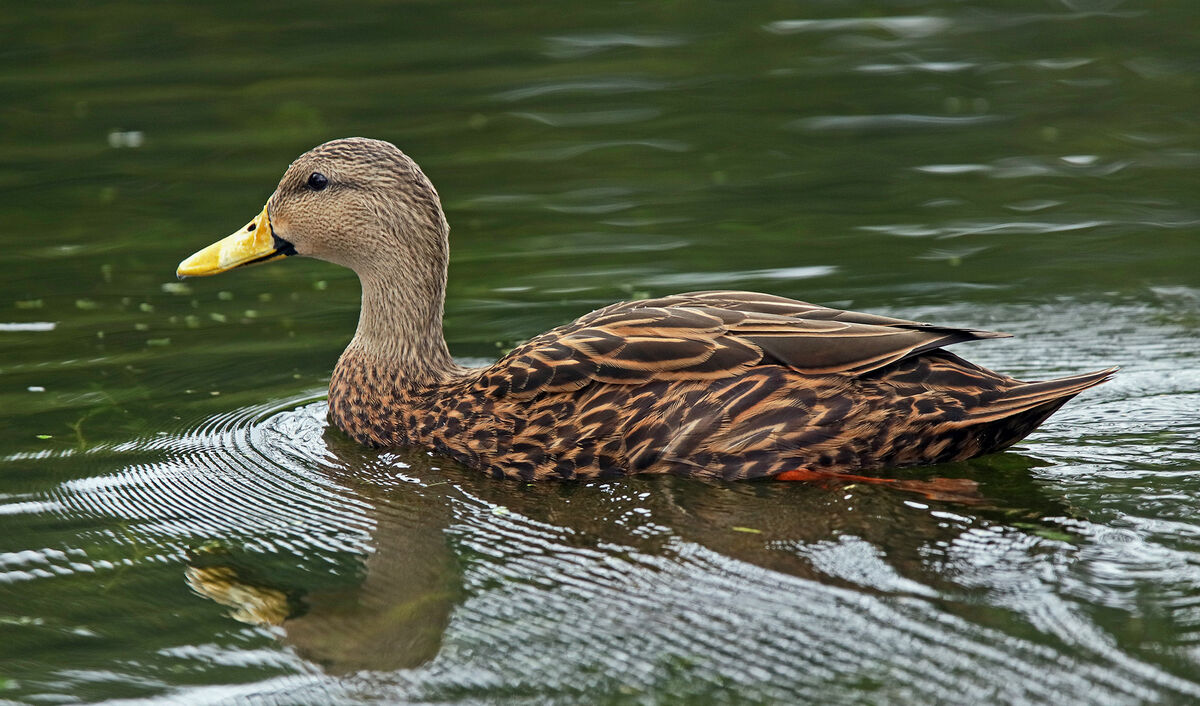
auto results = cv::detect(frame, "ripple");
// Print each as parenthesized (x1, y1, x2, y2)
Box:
(49, 395, 375, 561)
(914, 155, 1132, 179)
(859, 219, 1109, 239)
(764, 16, 953, 39)
(493, 77, 669, 102)
(0, 321, 56, 332)
(461, 186, 645, 217)
(638, 265, 837, 288)
(789, 114, 1004, 133)
(544, 33, 685, 59)
(508, 107, 662, 127)
(506, 139, 691, 162)
(856, 59, 977, 74)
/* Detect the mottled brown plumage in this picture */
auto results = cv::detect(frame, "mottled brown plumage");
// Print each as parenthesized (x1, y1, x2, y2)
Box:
(184, 138, 1116, 482)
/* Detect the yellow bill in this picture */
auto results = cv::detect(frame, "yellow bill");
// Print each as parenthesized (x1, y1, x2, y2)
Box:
(176, 205, 293, 278)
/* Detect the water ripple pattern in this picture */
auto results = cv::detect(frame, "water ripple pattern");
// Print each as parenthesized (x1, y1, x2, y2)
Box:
(3, 293, 1198, 703)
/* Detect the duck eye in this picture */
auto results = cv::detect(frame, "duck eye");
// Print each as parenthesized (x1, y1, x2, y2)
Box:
(307, 172, 329, 191)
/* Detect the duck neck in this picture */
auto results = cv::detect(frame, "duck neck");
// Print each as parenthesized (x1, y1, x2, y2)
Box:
(344, 259, 457, 388)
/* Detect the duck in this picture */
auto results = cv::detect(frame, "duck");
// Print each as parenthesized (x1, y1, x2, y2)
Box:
(177, 137, 1116, 484)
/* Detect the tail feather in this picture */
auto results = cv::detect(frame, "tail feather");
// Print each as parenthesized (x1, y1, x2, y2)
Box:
(960, 366, 1118, 425)
(938, 366, 1117, 458)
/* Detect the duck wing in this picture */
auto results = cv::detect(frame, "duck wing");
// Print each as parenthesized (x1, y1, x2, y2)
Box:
(486, 290, 1009, 398)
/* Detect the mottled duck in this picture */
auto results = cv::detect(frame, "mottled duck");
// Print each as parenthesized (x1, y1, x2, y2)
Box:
(178, 138, 1115, 486)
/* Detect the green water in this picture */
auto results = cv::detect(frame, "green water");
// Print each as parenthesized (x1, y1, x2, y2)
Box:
(2, 1, 1199, 703)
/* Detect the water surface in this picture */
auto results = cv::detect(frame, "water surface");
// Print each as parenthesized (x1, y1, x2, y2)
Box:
(1, 2, 1199, 703)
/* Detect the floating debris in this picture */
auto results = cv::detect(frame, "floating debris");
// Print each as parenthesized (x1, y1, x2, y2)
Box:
(107, 130, 144, 148)
(162, 282, 191, 295)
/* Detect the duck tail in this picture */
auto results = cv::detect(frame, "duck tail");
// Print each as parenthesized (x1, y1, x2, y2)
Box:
(954, 366, 1119, 455)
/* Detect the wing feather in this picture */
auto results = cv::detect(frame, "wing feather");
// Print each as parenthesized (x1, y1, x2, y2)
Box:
(490, 290, 1010, 399)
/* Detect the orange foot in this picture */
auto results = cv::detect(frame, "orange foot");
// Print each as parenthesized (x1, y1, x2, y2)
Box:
(775, 468, 982, 504)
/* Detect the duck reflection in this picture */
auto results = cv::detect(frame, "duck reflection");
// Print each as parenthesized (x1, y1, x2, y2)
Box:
(186, 437, 464, 673)
(186, 424, 1074, 674)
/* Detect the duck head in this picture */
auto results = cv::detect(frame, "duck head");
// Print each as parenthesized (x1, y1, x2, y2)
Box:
(177, 137, 449, 281)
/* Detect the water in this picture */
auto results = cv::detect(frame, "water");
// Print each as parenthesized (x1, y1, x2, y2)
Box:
(2, 1, 1199, 703)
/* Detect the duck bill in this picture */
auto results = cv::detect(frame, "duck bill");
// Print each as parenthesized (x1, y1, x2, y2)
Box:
(176, 205, 295, 278)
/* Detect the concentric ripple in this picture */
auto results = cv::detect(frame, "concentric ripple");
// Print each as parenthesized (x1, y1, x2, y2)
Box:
(51, 394, 375, 558)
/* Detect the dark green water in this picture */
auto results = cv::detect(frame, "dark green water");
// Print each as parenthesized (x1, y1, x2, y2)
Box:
(2, 1, 1199, 703)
